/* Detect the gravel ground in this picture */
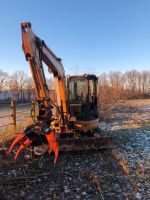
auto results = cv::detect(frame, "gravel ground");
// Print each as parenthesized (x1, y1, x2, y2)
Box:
(0, 99, 150, 200)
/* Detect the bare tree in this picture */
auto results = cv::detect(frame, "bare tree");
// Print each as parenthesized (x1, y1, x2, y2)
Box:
(9, 72, 19, 100)
(141, 71, 149, 95)
(0, 70, 9, 95)
(17, 71, 27, 101)
(108, 71, 124, 100)
(25, 77, 34, 100)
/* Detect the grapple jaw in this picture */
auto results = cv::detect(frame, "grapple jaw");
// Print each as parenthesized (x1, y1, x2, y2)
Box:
(8, 134, 25, 155)
(45, 133, 58, 165)
(8, 124, 59, 165)
(8, 133, 32, 160)
(14, 138, 32, 160)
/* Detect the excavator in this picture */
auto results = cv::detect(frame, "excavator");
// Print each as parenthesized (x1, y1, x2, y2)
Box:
(8, 22, 111, 164)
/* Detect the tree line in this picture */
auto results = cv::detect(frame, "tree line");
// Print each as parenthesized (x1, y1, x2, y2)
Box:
(99, 70, 150, 107)
(0, 70, 34, 101)
(0, 69, 149, 102)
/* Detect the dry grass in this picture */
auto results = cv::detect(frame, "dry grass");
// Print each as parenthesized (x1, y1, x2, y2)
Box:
(0, 103, 33, 143)
(0, 118, 33, 143)
(125, 99, 150, 106)
(112, 149, 130, 175)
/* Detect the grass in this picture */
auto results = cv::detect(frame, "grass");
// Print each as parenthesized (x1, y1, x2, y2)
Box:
(0, 104, 33, 143)
(0, 118, 33, 143)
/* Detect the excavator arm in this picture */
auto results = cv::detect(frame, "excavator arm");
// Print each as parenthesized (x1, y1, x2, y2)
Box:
(21, 22, 67, 117)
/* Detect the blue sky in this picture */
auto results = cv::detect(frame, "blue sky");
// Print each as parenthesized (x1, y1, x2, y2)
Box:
(0, 0, 150, 76)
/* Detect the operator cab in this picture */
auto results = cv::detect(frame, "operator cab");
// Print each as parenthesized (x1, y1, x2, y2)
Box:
(67, 74, 98, 121)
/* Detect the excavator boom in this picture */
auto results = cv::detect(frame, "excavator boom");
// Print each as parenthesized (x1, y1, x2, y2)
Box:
(21, 22, 67, 114)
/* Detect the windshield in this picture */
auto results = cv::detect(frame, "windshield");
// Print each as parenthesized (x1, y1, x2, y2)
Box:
(69, 79, 87, 102)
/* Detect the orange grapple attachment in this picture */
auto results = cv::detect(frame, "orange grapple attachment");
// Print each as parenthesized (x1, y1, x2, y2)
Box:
(8, 134, 25, 155)
(14, 138, 32, 160)
(45, 132, 59, 165)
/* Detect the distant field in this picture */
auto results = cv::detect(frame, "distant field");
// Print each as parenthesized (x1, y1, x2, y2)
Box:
(0, 103, 31, 126)
(125, 98, 150, 106)
(0, 102, 31, 112)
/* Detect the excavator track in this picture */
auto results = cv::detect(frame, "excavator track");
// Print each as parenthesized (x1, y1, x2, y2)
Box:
(32, 136, 113, 155)
(57, 136, 112, 152)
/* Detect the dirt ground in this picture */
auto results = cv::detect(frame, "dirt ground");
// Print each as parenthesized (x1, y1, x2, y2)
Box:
(0, 99, 150, 200)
